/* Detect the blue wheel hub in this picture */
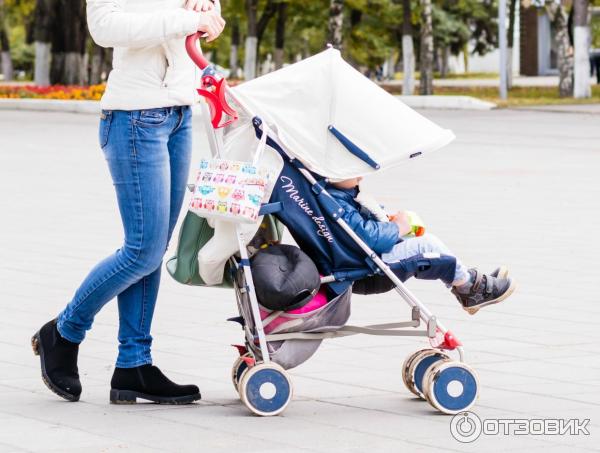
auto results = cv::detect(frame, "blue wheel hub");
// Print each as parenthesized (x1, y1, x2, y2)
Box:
(414, 354, 445, 393)
(245, 368, 290, 414)
(433, 366, 478, 411)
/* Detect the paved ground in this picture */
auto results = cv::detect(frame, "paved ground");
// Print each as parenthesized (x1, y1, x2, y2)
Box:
(515, 103, 600, 115)
(0, 108, 599, 452)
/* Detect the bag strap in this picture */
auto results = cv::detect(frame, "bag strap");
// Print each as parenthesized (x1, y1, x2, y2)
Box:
(201, 102, 224, 159)
(251, 118, 270, 166)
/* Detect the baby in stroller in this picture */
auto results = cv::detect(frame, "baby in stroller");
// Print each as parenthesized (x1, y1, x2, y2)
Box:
(327, 176, 516, 314)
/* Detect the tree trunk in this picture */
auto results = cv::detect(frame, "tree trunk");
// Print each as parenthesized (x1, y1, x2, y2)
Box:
(507, 0, 517, 88)
(383, 51, 395, 79)
(260, 53, 273, 75)
(274, 1, 288, 70)
(328, 0, 344, 49)
(244, 0, 258, 80)
(302, 36, 309, 59)
(244, 0, 276, 80)
(244, 36, 257, 80)
(33, 0, 54, 85)
(89, 51, 102, 85)
(256, 0, 277, 48)
(419, 0, 434, 95)
(573, 0, 591, 98)
(550, 2, 574, 97)
(34, 42, 51, 85)
(50, 0, 87, 84)
(92, 47, 113, 83)
(507, 48, 513, 88)
(402, 0, 415, 95)
(230, 20, 240, 76)
(0, 0, 13, 81)
(440, 46, 449, 78)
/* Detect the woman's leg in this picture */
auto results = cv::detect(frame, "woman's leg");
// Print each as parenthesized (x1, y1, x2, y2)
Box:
(114, 106, 192, 368)
(108, 106, 200, 404)
(166, 106, 193, 243)
(57, 109, 173, 368)
(37, 108, 200, 403)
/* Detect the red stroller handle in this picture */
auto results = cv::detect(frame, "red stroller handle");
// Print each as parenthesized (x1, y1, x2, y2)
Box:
(185, 32, 239, 128)
(185, 32, 210, 70)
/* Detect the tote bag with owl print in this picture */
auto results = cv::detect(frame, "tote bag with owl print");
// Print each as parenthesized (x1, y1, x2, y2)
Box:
(188, 124, 273, 224)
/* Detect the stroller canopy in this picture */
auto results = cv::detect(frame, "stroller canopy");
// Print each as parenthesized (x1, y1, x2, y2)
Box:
(231, 48, 455, 180)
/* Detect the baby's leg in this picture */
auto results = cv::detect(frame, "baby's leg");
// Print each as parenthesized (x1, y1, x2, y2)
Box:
(382, 233, 470, 286)
(383, 234, 516, 315)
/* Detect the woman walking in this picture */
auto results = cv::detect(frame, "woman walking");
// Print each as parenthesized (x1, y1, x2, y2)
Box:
(32, 0, 225, 404)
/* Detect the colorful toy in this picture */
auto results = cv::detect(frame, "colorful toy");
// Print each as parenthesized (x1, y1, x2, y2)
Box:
(406, 211, 426, 237)
(389, 211, 426, 237)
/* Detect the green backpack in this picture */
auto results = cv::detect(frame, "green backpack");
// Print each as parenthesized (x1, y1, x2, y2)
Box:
(166, 211, 284, 287)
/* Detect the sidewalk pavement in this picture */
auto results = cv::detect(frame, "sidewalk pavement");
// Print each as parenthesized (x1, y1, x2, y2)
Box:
(514, 103, 600, 115)
(0, 108, 599, 452)
(0, 95, 496, 113)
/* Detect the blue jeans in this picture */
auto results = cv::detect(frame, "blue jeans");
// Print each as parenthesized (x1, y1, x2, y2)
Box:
(57, 106, 192, 368)
(381, 233, 470, 286)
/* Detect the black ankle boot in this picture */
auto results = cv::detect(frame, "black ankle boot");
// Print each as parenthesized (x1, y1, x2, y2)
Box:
(110, 365, 201, 404)
(31, 319, 82, 401)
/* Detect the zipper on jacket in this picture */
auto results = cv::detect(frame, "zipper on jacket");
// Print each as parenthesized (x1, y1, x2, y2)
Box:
(161, 43, 173, 89)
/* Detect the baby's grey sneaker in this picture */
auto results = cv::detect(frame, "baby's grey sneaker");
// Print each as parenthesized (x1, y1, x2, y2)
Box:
(490, 266, 508, 279)
(452, 268, 515, 315)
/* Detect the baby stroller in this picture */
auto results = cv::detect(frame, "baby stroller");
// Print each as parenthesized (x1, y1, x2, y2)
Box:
(175, 33, 480, 416)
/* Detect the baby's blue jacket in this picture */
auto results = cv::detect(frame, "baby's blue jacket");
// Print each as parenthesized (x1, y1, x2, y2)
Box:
(326, 186, 400, 255)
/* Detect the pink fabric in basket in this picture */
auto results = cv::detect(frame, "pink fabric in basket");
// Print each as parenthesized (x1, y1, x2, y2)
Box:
(259, 289, 329, 334)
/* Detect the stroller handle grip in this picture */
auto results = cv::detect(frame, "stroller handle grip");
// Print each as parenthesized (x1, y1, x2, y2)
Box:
(186, 32, 210, 70)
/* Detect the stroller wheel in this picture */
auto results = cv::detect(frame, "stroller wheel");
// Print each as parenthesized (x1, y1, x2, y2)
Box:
(402, 349, 426, 396)
(231, 353, 252, 392)
(239, 363, 293, 416)
(423, 361, 479, 415)
(406, 349, 450, 399)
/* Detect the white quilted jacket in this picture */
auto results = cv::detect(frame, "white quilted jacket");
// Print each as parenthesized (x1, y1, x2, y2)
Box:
(87, 0, 206, 110)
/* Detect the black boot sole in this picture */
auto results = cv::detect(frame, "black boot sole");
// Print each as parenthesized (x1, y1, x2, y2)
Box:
(110, 389, 201, 405)
(31, 331, 80, 402)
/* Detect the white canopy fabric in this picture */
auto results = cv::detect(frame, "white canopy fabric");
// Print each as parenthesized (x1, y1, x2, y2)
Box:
(230, 48, 455, 180)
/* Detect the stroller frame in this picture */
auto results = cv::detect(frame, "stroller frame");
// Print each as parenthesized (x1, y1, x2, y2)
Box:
(185, 33, 479, 417)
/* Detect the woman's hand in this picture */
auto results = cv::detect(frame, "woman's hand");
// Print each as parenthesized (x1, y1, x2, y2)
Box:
(391, 211, 412, 237)
(194, 7, 225, 42)
(184, 0, 216, 12)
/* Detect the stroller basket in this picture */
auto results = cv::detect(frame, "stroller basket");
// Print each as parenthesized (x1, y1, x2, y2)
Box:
(232, 259, 352, 370)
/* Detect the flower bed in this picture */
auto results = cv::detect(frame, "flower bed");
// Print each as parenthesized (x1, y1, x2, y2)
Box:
(0, 84, 105, 100)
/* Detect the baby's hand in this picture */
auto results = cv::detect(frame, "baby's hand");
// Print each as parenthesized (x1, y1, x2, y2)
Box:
(392, 211, 412, 236)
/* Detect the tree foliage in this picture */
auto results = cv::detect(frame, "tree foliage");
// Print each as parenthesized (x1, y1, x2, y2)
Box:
(3, 0, 503, 79)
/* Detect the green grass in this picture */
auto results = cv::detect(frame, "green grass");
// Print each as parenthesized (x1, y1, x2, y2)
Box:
(436, 72, 499, 80)
(383, 84, 600, 107)
(394, 71, 499, 80)
(435, 85, 600, 107)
